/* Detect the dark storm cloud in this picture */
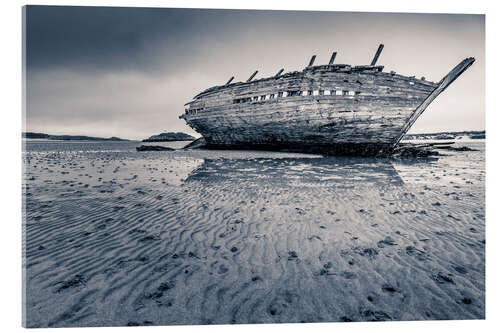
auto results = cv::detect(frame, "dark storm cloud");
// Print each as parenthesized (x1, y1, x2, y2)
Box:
(24, 6, 484, 140)
(26, 6, 224, 73)
(26, 6, 323, 75)
(28, 7, 480, 76)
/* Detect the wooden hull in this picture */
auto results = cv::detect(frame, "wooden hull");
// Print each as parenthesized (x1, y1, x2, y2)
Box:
(181, 58, 475, 156)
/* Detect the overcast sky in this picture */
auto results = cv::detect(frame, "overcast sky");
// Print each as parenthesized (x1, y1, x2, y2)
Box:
(24, 6, 484, 140)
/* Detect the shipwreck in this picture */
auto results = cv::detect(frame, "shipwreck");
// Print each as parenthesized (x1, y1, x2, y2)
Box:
(180, 44, 475, 156)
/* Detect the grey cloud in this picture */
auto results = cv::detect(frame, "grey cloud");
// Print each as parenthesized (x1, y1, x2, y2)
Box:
(25, 6, 484, 140)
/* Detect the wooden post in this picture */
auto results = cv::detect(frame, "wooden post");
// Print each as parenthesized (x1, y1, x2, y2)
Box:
(225, 76, 234, 85)
(246, 70, 258, 82)
(370, 44, 384, 66)
(328, 52, 337, 65)
(308, 55, 316, 67)
(274, 68, 284, 78)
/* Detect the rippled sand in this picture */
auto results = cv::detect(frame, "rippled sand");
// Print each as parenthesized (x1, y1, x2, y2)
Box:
(22, 140, 485, 327)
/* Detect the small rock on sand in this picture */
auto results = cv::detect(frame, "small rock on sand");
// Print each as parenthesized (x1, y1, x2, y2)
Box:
(136, 145, 175, 152)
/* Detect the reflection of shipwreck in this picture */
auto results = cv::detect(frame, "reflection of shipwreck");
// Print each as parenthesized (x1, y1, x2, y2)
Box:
(156, 156, 205, 185)
(185, 157, 406, 187)
(180, 44, 474, 156)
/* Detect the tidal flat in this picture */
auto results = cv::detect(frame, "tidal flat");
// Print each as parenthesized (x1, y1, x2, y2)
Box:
(22, 139, 485, 327)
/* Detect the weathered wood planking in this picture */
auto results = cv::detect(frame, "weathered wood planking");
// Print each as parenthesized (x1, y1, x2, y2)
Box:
(181, 56, 475, 156)
(392, 57, 476, 147)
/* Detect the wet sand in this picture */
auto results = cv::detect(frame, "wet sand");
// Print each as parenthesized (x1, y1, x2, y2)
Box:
(22, 140, 485, 327)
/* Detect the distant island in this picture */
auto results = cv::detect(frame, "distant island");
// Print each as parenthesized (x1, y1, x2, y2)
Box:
(23, 132, 129, 141)
(142, 132, 196, 142)
(403, 130, 485, 141)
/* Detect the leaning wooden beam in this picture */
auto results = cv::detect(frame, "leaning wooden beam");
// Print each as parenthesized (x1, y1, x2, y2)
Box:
(370, 44, 384, 66)
(308, 55, 316, 67)
(274, 68, 284, 78)
(246, 70, 258, 82)
(225, 76, 234, 85)
(328, 52, 337, 65)
(392, 57, 476, 147)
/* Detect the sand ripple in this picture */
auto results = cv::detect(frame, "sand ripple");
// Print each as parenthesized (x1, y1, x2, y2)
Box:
(23, 142, 485, 327)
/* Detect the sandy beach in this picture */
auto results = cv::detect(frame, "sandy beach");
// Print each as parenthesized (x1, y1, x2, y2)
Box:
(22, 140, 485, 327)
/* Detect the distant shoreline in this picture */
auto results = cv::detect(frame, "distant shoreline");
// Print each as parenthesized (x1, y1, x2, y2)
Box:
(142, 132, 196, 142)
(22, 132, 130, 141)
(404, 130, 485, 140)
(22, 138, 141, 143)
(22, 130, 485, 143)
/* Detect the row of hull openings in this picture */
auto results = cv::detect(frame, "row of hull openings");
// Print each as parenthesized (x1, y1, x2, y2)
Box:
(184, 89, 361, 115)
(234, 89, 360, 104)
(186, 107, 205, 114)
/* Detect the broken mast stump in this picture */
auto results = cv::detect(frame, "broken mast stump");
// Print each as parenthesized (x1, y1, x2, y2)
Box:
(370, 44, 384, 66)
(246, 70, 258, 82)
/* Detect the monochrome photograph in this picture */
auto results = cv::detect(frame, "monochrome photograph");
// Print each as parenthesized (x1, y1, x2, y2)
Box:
(22, 5, 485, 328)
